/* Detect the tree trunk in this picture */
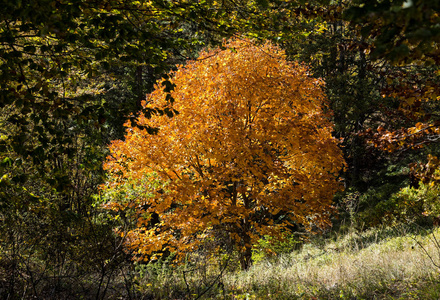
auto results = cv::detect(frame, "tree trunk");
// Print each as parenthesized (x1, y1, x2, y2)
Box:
(239, 243, 253, 270)
(135, 66, 143, 109)
(239, 220, 253, 270)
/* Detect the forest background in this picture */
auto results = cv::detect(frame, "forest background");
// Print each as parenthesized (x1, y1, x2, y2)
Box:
(2, 0, 440, 299)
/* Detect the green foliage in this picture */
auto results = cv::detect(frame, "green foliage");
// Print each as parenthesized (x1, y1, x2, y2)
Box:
(346, 150, 440, 227)
(345, 0, 440, 64)
(273, 1, 399, 199)
(353, 179, 440, 228)
(353, 183, 406, 227)
(131, 256, 180, 297)
(100, 172, 168, 260)
(391, 182, 440, 225)
(253, 234, 303, 264)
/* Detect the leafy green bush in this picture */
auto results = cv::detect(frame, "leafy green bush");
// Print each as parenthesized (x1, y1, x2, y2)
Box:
(346, 183, 404, 228)
(252, 234, 303, 263)
(356, 182, 440, 227)
(394, 183, 440, 224)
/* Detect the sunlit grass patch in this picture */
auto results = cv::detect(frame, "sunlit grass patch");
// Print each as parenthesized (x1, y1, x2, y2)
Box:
(222, 226, 440, 299)
(131, 226, 440, 299)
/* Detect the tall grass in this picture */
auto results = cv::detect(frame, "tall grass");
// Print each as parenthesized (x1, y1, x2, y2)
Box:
(225, 226, 440, 299)
(134, 226, 440, 299)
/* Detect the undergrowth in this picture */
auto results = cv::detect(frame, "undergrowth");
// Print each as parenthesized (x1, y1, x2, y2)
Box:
(131, 225, 440, 299)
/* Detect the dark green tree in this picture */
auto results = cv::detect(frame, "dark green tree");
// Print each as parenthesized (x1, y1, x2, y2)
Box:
(345, 0, 440, 64)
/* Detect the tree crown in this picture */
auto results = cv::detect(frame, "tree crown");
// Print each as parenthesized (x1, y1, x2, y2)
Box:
(103, 38, 345, 269)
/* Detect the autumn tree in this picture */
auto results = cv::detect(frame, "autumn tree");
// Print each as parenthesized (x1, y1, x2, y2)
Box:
(0, 1, 250, 296)
(103, 39, 345, 270)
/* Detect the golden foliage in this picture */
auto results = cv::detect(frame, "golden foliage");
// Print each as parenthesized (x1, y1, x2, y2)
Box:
(103, 38, 345, 268)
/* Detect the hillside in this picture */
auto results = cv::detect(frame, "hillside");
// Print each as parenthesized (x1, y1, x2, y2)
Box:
(136, 226, 440, 299)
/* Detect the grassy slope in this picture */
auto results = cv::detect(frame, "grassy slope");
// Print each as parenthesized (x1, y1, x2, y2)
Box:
(135, 226, 440, 299)
(224, 226, 440, 299)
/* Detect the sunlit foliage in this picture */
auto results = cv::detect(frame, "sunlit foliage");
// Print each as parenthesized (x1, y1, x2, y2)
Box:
(103, 39, 345, 269)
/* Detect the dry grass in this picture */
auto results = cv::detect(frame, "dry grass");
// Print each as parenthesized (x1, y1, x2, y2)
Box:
(133, 226, 440, 299)
(222, 227, 440, 299)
